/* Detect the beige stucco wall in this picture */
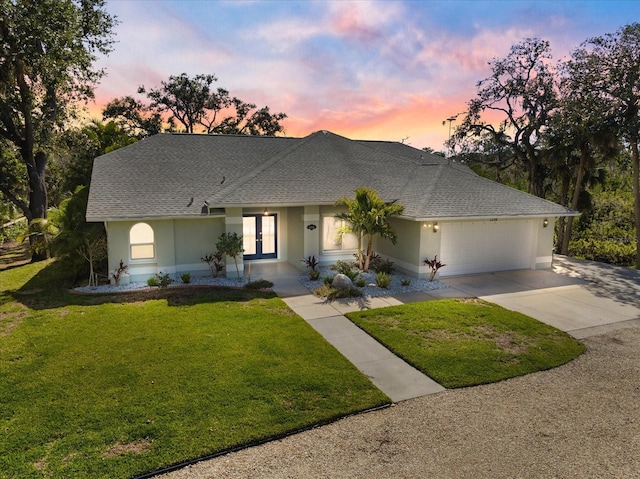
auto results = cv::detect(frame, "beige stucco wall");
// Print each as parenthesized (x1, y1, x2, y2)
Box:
(174, 217, 225, 275)
(535, 217, 555, 269)
(287, 207, 305, 270)
(377, 218, 424, 275)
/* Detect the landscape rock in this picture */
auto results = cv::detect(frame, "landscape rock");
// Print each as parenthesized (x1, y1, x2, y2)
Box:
(332, 273, 354, 289)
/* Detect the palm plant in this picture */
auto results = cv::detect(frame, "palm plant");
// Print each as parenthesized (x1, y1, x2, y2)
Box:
(335, 187, 404, 271)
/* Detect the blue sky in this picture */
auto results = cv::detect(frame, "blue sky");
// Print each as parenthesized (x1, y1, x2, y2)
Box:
(91, 0, 640, 150)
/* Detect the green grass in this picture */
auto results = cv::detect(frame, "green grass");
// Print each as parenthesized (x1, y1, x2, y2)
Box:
(0, 261, 389, 478)
(347, 298, 585, 388)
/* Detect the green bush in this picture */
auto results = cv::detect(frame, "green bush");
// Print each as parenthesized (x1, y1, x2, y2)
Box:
(331, 260, 358, 275)
(376, 272, 392, 288)
(245, 279, 274, 290)
(313, 284, 363, 299)
(371, 257, 395, 274)
(147, 276, 160, 287)
(355, 278, 366, 287)
(180, 272, 191, 284)
(309, 270, 320, 280)
(323, 276, 334, 285)
(401, 278, 411, 286)
(569, 238, 636, 266)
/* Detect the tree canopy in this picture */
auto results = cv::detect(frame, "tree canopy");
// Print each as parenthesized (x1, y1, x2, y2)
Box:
(104, 73, 288, 137)
(0, 0, 116, 260)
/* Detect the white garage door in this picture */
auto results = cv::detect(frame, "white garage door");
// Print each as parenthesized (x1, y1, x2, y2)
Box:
(439, 220, 534, 276)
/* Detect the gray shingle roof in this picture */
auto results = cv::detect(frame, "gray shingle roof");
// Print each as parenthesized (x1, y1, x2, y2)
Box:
(86, 131, 575, 221)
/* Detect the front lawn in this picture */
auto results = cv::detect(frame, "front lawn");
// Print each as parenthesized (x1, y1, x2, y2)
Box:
(347, 298, 585, 388)
(0, 261, 388, 479)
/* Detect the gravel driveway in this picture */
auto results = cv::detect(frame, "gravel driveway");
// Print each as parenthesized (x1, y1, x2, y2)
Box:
(160, 326, 640, 478)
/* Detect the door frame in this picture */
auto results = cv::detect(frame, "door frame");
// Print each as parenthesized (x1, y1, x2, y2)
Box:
(243, 213, 278, 260)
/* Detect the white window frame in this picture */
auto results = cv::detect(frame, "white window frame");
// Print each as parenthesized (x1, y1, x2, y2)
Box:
(129, 222, 155, 261)
(322, 216, 359, 254)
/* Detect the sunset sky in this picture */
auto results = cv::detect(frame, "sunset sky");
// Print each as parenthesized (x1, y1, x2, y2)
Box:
(90, 0, 639, 151)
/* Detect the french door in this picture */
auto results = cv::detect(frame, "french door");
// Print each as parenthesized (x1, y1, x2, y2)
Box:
(243, 214, 277, 260)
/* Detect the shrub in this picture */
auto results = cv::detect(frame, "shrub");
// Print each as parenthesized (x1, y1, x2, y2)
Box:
(201, 251, 224, 277)
(371, 257, 395, 274)
(154, 272, 173, 288)
(400, 278, 411, 286)
(301, 255, 319, 271)
(355, 278, 366, 288)
(147, 276, 159, 287)
(180, 272, 191, 284)
(245, 279, 274, 290)
(376, 272, 392, 288)
(569, 238, 636, 266)
(110, 259, 128, 285)
(323, 276, 334, 285)
(423, 255, 446, 281)
(309, 270, 320, 280)
(331, 260, 358, 275)
(313, 284, 363, 299)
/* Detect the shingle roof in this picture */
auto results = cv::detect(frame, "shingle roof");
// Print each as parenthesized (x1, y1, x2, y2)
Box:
(86, 131, 575, 221)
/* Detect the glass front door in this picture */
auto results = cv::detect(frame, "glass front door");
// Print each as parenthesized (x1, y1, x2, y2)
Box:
(243, 214, 277, 260)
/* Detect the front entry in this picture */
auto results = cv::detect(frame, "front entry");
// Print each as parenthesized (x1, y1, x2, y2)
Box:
(243, 214, 277, 260)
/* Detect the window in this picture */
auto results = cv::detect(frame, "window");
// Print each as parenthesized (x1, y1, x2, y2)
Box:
(129, 223, 155, 260)
(323, 217, 359, 252)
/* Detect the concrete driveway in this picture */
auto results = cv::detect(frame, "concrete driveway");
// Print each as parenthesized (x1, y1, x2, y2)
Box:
(443, 255, 640, 339)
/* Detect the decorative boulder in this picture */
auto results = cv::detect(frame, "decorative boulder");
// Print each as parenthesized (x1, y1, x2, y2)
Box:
(332, 273, 354, 289)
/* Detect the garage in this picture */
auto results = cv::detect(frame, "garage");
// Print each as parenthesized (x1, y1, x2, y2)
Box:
(439, 219, 534, 276)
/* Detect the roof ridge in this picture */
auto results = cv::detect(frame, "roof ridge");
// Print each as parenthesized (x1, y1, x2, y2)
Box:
(206, 132, 322, 203)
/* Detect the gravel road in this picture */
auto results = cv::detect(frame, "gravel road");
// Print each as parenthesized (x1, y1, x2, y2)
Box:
(160, 326, 640, 479)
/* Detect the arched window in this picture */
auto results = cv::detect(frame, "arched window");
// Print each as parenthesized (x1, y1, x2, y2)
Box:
(129, 223, 155, 260)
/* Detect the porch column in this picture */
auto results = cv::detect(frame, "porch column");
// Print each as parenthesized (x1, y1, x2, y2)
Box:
(224, 207, 244, 279)
(303, 205, 320, 259)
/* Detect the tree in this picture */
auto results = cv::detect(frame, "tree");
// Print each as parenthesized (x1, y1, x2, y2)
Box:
(216, 232, 244, 280)
(570, 23, 640, 268)
(0, 0, 116, 261)
(50, 186, 106, 283)
(104, 73, 287, 137)
(102, 96, 163, 138)
(452, 38, 558, 198)
(544, 60, 620, 255)
(335, 187, 405, 272)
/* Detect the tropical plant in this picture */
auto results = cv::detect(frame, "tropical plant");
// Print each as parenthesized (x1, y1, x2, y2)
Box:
(110, 260, 128, 285)
(424, 255, 446, 281)
(301, 255, 319, 271)
(376, 272, 392, 288)
(180, 272, 192, 284)
(201, 251, 224, 277)
(335, 187, 404, 271)
(216, 232, 244, 280)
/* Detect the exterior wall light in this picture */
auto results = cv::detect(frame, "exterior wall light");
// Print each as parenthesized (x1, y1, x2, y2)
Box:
(263, 208, 269, 216)
(543, 218, 549, 228)
(433, 222, 440, 233)
(423, 222, 433, 229)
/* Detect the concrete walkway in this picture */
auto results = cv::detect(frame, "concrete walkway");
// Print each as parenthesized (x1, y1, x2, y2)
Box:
(249, 257, 640, 402)
(250, 262, 448, 402)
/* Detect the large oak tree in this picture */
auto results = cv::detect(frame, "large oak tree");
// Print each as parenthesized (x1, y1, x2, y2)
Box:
(571, 23, 640, 268)
(104, 73, 287, 137)
(452, 38, 558, 199)
(0, 0, 115, 261)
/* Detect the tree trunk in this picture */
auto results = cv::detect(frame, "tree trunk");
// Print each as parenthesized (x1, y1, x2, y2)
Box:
(631, 137, 640, 269)
(26, 150, 49, 262)
(561, 147, 588, 256)
(363, 236, 373, 272)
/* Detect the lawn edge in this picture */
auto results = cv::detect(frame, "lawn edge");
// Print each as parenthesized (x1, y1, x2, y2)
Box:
(132, 403, 391, 479)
